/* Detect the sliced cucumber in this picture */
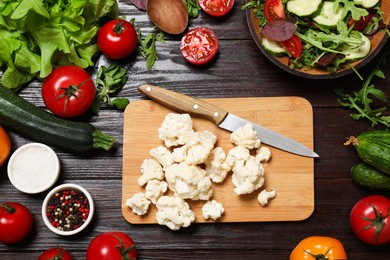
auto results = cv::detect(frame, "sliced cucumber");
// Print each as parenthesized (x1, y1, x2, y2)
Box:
(340, 32, 371, 62)
(286, 0, 323, 17)
(353, 0, 380, 9)
(261, 37, 287, 57)
(313, 1, 344, 28)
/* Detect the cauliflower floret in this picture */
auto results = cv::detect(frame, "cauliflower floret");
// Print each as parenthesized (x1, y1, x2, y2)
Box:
(230, 123, 261, 149)
(125, 192, 151, 216)
(145, 179, 168, 204)
(156, 195, 195, 230)
(226, 146, 251, 169)
(202, 200, 225, 221)
(165, 162, 213, 200)
(172, 145, 186, 163)
(256, 146, 272, 163)
(257, 188, 276, 206)
(138, 158, 164, 186)
(150, 146, 174, 169)
(205, 147, 231, 183)
(231, 155, 265, 195)
(178, 131, 217, 165)
(158, 113, 194, 147)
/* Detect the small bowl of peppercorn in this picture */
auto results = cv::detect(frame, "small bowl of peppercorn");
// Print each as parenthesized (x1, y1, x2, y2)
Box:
(42, 183, 94, 236)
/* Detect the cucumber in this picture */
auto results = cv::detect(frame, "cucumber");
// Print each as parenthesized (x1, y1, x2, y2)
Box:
(340, 32, 371, 62)
(353, 0, 380, 9)
(0, 86, 115, 155)
(345, 130, 390, 176)
(286, 0, 323, 17)
(351, 163, 390, 191)
(261, 37, 287, 57)
(313, 1, 344, 28)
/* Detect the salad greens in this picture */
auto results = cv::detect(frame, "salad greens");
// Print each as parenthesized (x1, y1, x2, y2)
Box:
(242, 0, 389, 73)
(0, 0, 119, 91)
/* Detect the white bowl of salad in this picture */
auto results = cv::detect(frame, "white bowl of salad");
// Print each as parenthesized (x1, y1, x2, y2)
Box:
(244, 0, 389, 79)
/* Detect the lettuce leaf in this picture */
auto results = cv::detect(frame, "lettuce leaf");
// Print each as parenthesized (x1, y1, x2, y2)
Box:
(0, 0, 118, 91)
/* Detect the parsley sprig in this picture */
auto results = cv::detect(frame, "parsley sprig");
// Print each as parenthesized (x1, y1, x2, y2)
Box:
(336, 51, 390, 128)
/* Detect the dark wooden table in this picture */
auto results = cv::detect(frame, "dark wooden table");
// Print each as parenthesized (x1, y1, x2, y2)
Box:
(1, 1, 390, 259)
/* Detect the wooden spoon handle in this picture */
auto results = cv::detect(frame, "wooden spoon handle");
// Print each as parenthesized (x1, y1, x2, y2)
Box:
(138, 84, 228, 125)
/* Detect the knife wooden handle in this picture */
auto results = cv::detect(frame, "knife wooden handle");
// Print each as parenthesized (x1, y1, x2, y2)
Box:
(139, 84, 228, 125)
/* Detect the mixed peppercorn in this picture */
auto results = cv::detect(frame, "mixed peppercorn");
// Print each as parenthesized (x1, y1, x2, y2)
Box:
(46, 189, 90, 231)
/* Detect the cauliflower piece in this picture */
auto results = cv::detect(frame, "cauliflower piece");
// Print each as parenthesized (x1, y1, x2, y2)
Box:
(125, 193, 151, 216)
(138, 158, 164, 186)
(172, 145, 186, 163)
(145, 179, 168, 204)
(165, 162, 213, 200)
(231, 155, 265, 195)
(256, 146, 272, 163)
(205, 147, 231, 183)
(179, 131, 217, 165)
(230, 123, 261, 149)
(150, 146, 174, 169)
(226, 146, 251, 169)
(257, 188, 276, 206)
(158, 113, 194, 147)
(202, 200, 225, 220)
(156, 196, 195, 230)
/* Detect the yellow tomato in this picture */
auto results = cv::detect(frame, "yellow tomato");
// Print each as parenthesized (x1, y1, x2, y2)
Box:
(0, 126, 11, 167)
(290, 236, 348, 260)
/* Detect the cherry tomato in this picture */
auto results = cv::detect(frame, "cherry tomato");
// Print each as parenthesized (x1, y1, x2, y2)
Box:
(350, 195, 390, 245)
(290, 236, 347, 260)
(86, 231, 138, 260)
(0, 202, 33, 244)
(180, 27, 219, 65)
(198, 0, 234, 17)
(281, 35, 303, 58)
(98, 19, 137, 60)
(347, 15, 370, 32)
(264, 0, 286, 22)
(0, 126, 11, 168)
(38, 247, 73, 260)
(42, 66, 96, 118)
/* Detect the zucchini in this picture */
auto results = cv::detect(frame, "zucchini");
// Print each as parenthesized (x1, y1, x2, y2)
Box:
(351, 163, 390, 191)
(261, 37, 287, 57)
(313, 1, 344, 29)
(345, 130, 390, 176)
(340, 32, 371, 62)
(0, 86, 115, 155)
(353, 0, 380, 9)
(286, 0, 323, 17)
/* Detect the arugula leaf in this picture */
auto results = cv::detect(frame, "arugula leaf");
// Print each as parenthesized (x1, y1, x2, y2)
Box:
(333, 0, 369, 20)
(336, 51, 390, 128)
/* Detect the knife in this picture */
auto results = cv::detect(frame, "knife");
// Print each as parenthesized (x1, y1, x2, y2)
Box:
(138, 84, 319, 158)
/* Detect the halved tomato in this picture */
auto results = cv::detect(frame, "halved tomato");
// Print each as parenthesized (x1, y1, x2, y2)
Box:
(198, 0, 234, 17)
(264, 0, 286, 22)
(280, 35, 302, 58)
(180, 27, 219, 65)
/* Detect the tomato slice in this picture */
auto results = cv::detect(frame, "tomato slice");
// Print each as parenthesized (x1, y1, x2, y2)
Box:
(198, 0, 234, 17)
(347, 15, 370, 32)
(264, 0, 286, 21)
(180, 27, 219, 65)
(280, 35, 302, 58)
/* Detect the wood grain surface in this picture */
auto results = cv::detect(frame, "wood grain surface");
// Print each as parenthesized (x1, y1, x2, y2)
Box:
(122, 97, 314, 224)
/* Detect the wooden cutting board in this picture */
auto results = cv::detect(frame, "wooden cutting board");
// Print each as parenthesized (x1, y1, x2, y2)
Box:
(122, 97, 315, 224)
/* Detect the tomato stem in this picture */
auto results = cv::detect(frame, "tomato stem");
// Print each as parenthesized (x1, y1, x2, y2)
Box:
(55, 78, 91, 112)
(112, 234, 137, 260)
(360, 204, 390, 244)
(304, 247, 333, 260)
(0, 203, 16, 214)
(114, 21, 125, 35)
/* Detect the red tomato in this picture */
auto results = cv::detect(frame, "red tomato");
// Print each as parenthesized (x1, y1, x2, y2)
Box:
(347, 15, 370, 32)
(281, 35, 303, 58)
(264, 0, 286, 22)
(350, 195, 390, 245)
(42, 66, 96, 118)
(86, 231, 138, 260)
(38, 247, 73, 260)
(180, 27, 219, 65)
(0, 202, 33, 244)
(98, 19, 137, 60)
(198, 0, 234, 17)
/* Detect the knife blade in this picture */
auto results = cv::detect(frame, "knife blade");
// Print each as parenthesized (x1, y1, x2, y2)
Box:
(138, 84, 319, 158)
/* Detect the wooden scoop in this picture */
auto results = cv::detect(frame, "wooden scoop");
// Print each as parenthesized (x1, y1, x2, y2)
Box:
(146, 0, 188, 34)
